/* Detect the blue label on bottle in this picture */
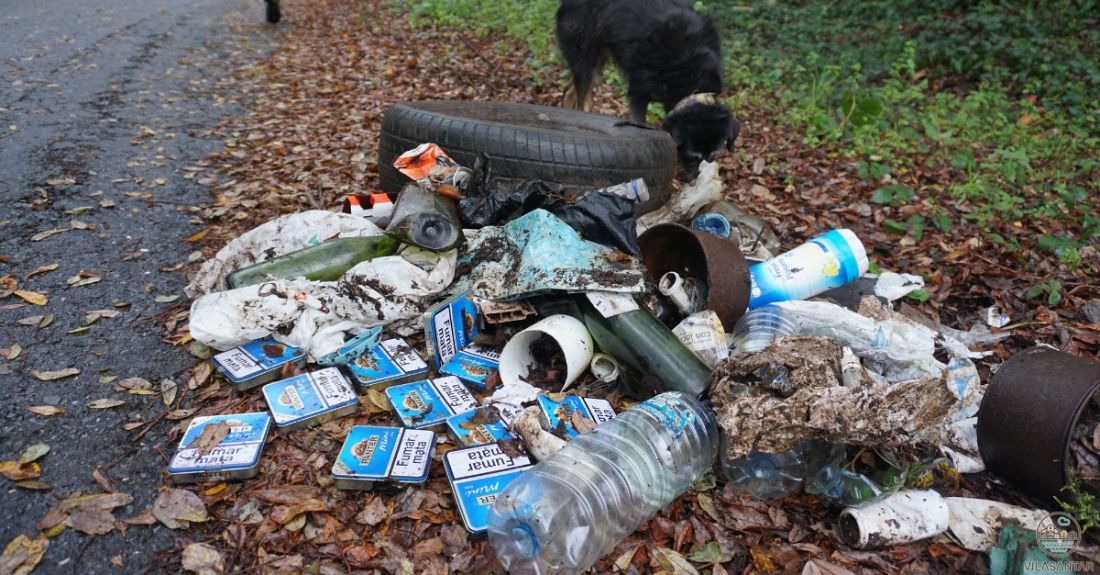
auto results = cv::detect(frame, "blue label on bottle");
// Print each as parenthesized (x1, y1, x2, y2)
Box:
(440, 344, 500, 389)
(635, 400, 693, 441)
(444, 444, 533, 534)
(748, 230, 865, 308)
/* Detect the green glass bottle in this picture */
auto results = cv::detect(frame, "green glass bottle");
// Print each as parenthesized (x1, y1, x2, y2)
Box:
(225, 235, 400, 289)
(577, 292, 713, 398)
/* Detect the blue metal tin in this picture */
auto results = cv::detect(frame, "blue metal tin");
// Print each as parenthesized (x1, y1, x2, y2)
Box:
(385, 376, 479, 431)
(440, 343, 500, 389)
(422, 291, 481, 369)
(212, 338, 306, 391)
(444, 443, 533, 534)
(345, 337, 430, 392)
(262, 367, 359, 433)
(167, 412, 272, 483)
(537, 394, 617, 439)
(446, 404, 521, 447)
(331, 426, 437, 490)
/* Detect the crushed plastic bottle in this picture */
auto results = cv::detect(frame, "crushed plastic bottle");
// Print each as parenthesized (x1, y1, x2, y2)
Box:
(719, 431, 806, 500)
(728, 305, 800, 356)
(803, 441, 908, 506)
(487, 392, 718, 575)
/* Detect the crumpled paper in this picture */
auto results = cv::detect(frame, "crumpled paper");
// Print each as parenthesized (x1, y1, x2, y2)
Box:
(448, 209, 645, 301)
(189, 246, 455, 361)
(185, 210, 384, 298)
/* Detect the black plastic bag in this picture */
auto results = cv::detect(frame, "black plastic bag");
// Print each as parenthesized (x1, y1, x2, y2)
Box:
(547, 192, 641, 257)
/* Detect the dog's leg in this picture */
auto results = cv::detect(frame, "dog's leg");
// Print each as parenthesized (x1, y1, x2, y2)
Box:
(563, 68, 598, 112)
(627, 91, 649, 123)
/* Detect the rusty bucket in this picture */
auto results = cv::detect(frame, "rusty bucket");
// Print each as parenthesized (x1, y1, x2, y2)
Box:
(637, 223, 751, 328)
(976, 346, 1100, 504)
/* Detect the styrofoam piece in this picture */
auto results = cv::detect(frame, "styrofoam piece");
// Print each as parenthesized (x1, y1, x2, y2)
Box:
(499, 314, 593, 393)
(840, 490, 951, 548)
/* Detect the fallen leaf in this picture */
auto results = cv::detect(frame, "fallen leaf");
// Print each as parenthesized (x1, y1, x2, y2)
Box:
(92, 468, 119, 493)
(13, 291, 47, 306)
(118, 377, 152, 391)
(87, 398, 126, 409)
(69, 219, 90, 230)
(85, 309, 120, 318)
(355, 497, 388, 526)
(38, 315, 53, 328)
(162, 378, 178, 406)
(66, 327, 89, 335)
(25, 264, 59, 279)
(110, 555, 123, 567)
(154, 295, 180, 303)
(15, 316, 43, 326)
(6, 344, 19, 360)
(653, 547, 700, 575)
(166, 409, 197, 420)
(184, 228, 210, 242)
(367, 388, 391, 411)
(18, 443, 49, 464)
(66, 275, 101, 288)
(99, 376, 118, 384)
(24, 406, 64, 417)
(0, 461, 41, 481)
(152, 489, 209, 529)
(30, 368, 79, 381)
(184, 419, 229, 457)
(270, 499, 329, 524)
(181, 543, 224, 575)
(30, 229, 70, 242)
(0, 534, 49, 575)
(187, 362, 213, 389)
(15, 481, 51, 490)
(99, 198, 116, 208)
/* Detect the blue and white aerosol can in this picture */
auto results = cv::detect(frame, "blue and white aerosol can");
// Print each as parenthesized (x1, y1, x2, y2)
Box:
(747, 229, 869, 309)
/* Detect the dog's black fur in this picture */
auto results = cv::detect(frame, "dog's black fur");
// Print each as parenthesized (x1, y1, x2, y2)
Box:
(556, 0, 739, 178)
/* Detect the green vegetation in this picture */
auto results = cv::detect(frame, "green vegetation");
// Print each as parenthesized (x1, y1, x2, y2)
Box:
(394, 0, 1099, 278)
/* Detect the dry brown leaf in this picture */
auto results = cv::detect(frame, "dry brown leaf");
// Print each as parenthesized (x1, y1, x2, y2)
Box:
(653, 547, 699, 575)
(184, 228, 210, 242)
(187, 361, 214, 389)
(270, 499, 329, 524)
(166, 409, 197, 420)
(181, 543, 224, 575)
(24, 406, 64, 417)
(162, 378, 178, 406)
(118, 377, 152, 391)
(30, 229, 69, 242)
(87, 398, 126, 409)
(354, 497, 388, 526)
(13, 291, 47, 306)
(152, 489, 209, 529)
(92, 468, 119, 494)
(0, 461, 41, 481)
(30, 368, 78, 381)
(255, 485, 324, 505)
(18, 443, 49, 464)
(184, 420, 230, 457)
(25, 264, 59, 279)
(0, 534, 48, 575)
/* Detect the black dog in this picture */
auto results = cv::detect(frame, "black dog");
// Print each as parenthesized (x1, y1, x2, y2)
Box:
(556, 0, 740, 179)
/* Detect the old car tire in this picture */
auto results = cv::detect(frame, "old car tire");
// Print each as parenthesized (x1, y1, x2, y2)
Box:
(378, 101, 679, 215)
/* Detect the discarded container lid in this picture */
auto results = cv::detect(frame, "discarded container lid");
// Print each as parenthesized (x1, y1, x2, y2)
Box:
(345, 337, 430, 393)
(440, 343, 501, 390)
(262, 368, 359, 433)
(213, 338, 306, 392)
(447, 405, 521, 447)
(168, 412, 273, 484)
(691, 212, 732, 238)
(445, 443, 534, 534)
(386, 377, 479, 431)
(977, 346, 1100, 503)
(637, 223, 751, 329)
(331, 426, 437, 490)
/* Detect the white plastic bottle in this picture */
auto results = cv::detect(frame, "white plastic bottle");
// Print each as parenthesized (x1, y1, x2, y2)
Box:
(748, 229, 869, 309)
(487, 392, 718, 575)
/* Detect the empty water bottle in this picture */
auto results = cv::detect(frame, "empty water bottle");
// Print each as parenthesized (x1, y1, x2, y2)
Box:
(803, 441, 908, 506)
(728, 304, 800, 356)
(719, 431, 806, 500)
(487, 392, 718, 575)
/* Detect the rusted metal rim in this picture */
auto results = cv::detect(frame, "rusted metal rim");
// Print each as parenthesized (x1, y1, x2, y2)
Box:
(976, 346, 1100, 504)
(637, 223, 751, 328)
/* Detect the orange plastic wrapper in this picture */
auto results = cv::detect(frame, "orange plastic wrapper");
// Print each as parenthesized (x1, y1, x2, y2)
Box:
(393, 143, 470, 194)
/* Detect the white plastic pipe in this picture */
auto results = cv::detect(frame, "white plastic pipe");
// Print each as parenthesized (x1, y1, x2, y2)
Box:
(590, 353, 621, 383)
(499, 314, 593, 393)
(658, 271, 694, 315)
(840, 490, 951, 548)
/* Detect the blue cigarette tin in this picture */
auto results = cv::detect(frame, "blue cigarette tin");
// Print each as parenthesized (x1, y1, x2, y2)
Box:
(439, 343, 501, 389)
(385, 376, 479, 431)
(212, 338, 306, 391)
(331, 426, 437, 490)
(167, 412, 272, 483)
(345, 337, 430, 393)
(446, 404, 521, 447)
(537, 395, 617, 439)
(262, 367, 359, 433)
(422, 291, 480, 369)
(444, 443, 533, 534)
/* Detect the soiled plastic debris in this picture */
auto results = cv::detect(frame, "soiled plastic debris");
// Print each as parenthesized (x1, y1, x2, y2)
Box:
(185, 210, 384, 298)
(449, 209, 645, 301)
(775, 299, 944, 381)
(945, 498, 1046, 553)
(896, 302, 1013, 353)
(635, 160, 723, 235)
(457, 154, 564, 228)
(672, 310, 729, 368)
(189, 245, 456, 361)
(873, 271, 926, 301)
(394, 143, 471, 192)
(510, 405, 566, 461)
(711, 336, 968, 458)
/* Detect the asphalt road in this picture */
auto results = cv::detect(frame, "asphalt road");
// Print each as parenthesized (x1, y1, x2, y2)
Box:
(1, 0, 277, 572)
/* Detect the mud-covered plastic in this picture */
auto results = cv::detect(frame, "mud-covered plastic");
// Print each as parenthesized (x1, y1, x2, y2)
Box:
(487, 392, 718, 575)
(728, 305, 800, 356)
(719, 431, 806, 500)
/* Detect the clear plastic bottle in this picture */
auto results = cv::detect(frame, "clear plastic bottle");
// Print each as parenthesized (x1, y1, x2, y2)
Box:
(487, 392, 718, 575)
(803, 441, 908, 506)
(728, 304, 801, 356)
(719, 431, 806, 500)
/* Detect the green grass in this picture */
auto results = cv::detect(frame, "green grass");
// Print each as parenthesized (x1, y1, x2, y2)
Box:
(393, 0, 1100, 276)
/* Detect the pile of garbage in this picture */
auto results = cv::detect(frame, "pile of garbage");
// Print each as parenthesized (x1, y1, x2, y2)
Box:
(180, 143, 1097, 575)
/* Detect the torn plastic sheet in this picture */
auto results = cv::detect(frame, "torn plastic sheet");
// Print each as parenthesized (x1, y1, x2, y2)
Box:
(185, 210, 384, 298)
(895, 302, 1013, 354)
(775, 299, 945, 381)
(873, 272, 925, 301)
(711, 336, 966, 458)
(188, 246, 456, 362)
(449, 209, 645, 301)
(635, 160, 723, 236)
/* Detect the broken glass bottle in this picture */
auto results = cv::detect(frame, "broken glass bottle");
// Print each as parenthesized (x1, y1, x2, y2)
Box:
(225, 235, 399, 289)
